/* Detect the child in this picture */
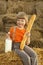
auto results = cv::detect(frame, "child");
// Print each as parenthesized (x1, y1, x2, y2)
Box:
(7, 12, 38, 65)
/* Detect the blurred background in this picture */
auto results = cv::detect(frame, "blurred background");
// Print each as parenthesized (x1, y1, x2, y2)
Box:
(0, 0, 43, 65)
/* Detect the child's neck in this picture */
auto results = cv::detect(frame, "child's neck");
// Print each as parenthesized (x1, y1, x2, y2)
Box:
(17, 26, 24, 30)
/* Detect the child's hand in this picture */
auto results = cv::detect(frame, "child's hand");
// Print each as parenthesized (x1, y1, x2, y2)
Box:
(26, 32, 31, 38)
(6, 32, 10, 39)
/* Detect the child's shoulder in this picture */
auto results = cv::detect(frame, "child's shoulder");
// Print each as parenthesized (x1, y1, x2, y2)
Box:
(10, 26, 17, 29)
(9, 26, 17, 32)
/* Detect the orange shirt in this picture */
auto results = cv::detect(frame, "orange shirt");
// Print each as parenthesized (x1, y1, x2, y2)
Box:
(9, 27, 26, 43)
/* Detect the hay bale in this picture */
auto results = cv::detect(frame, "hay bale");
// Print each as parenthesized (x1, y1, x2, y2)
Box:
(30, 17, 43, 48)
(36, 2, 43, 17)
(30, 29, 43, 48)
(0, 52, 23, 65)
(0, 22, 3, 31)
(0, 1, 7, 14)
(7, 1, 35, 14)
(32, 17, 43, 30)
(37, 18, 43, 29)
(18, 1, 35, 14)
(0, 15, 4, 31)
(2, 14, 17, 32)
(36, 0, 43, 1)
(31, 30, 42, 41)
(7, 0, 35, 2)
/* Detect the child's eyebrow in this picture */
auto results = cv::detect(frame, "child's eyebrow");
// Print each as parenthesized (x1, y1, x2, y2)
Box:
(17, 18, 25, 21)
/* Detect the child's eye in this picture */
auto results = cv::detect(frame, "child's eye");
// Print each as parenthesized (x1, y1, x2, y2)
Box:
(21, 20, 24, 22)
(21, 19, 25, 22)
(17, 19, 25, 22)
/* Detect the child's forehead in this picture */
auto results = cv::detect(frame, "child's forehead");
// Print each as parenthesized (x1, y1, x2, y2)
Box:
(18, 18, 25, 20)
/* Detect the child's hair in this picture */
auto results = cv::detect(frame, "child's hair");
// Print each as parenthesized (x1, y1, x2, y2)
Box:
(17, 12, 28, 23)
(17, 12, 28, 28)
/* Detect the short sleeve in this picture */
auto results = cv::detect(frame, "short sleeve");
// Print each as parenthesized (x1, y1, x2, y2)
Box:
(8, 27, 14, 39)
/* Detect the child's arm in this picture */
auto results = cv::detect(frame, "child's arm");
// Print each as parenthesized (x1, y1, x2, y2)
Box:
(6, 26, 16, 39)
(6, 27, 14, 39)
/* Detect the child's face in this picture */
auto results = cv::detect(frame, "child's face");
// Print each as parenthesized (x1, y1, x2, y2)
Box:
(17, 18, 26, 28)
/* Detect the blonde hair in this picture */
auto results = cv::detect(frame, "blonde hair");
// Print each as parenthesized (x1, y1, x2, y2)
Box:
(17, 12, 28, 23)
